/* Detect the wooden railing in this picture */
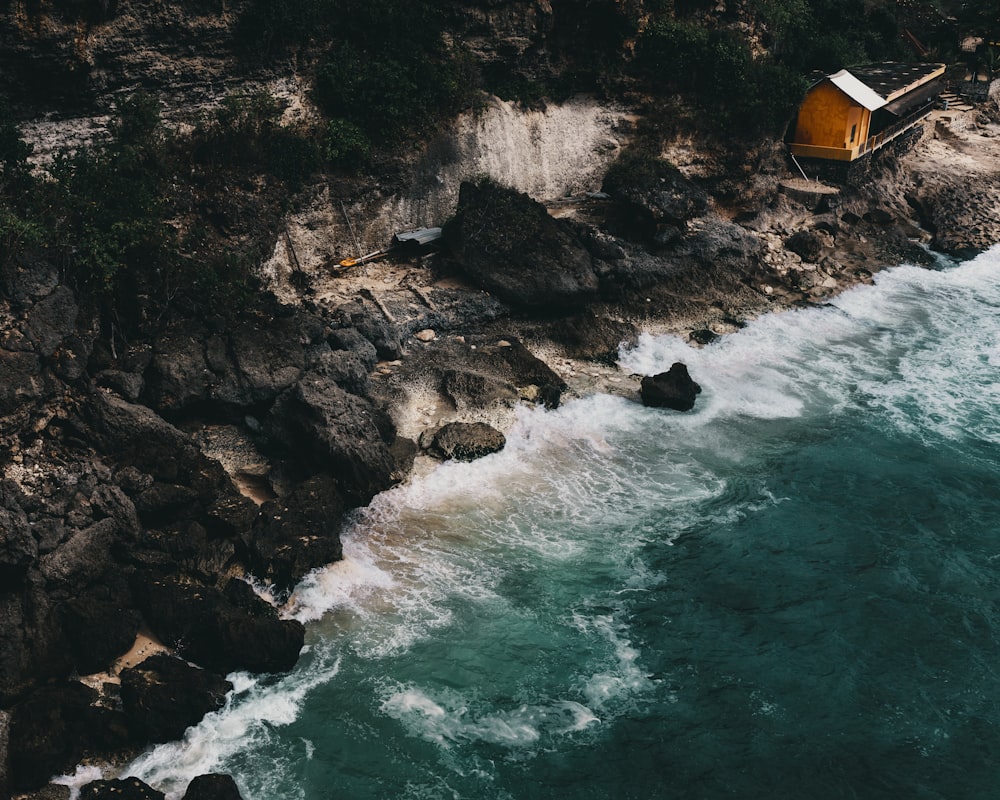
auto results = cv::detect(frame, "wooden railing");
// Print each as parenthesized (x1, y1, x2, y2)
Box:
(857, 105, 932, 156)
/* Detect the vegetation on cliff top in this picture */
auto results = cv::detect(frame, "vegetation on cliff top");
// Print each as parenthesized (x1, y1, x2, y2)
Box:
(3, 0, 998, 327)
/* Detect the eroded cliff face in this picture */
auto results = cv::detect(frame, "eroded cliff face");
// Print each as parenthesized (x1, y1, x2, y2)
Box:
(262, 94, 630, 304)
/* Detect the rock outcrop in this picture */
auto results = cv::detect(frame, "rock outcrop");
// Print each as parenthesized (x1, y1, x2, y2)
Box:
(640, 363, 702, 411)
(428, 422, 507, 461)
(444, 180, 600, 311)
(120, 655, 232, 743)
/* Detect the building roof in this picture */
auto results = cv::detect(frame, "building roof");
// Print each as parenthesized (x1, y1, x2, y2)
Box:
(844, 62, 945, 102)
(827, 70, 887, 110)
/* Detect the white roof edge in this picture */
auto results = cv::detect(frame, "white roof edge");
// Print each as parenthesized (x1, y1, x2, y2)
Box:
(828, 70, 887, 111)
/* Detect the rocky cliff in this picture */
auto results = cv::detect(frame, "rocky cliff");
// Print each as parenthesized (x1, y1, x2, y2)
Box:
(3, 1, 1000, 797)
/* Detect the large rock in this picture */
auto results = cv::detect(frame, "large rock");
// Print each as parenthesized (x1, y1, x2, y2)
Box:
(136, 575, 304, 676)
(546, 313, 638, 363)
(443, 179, 599, 311)
(428, 422, 506, 461)
(0, 582, 73, 706)
(247, 473, 346, 590)
(784, 230, 825, 262)
(120, 654, 231, 743)
(61, 594, 142, 676)
(142, 313, 318, 413)
(640, 363, 702, 411)
(266, 374, 398, 503)
(7, 682, 128, 791)
(602, 151, 709, 241)
(0, 483, 36, 583)
(182, 774, 244, 800)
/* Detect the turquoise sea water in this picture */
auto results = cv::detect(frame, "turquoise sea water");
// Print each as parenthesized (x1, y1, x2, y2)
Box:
(106, 247, 1000, 798)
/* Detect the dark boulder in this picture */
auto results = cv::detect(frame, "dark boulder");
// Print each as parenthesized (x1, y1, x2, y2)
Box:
(247, 473, 346, 590)
(640, 363, 702, 411)
(183, 774, 244, 800)
(266, 374, 397, 503)
(0, 581, 72, 705)
(61, 596, 141, 676)
(136, 575, 304, 675)
(442, 369, 518, 411)
(330, 301, 401, 360)
(312, 349, 372, 397)
(547, 313, 638, 363)
(120, 654, 232, 743)
(784, 230, 825, 262)
(602, 151, 709, 241)
(328, 327, 378, 371)
(496, 339, 566, 408)
(428, 422, 506, 461)
(689, 329, 719, 346)
(8, 683, 96, 790)
(443, 179, 599, 311)
(143, 316, 309, 413)
(80, 778, 165, 800)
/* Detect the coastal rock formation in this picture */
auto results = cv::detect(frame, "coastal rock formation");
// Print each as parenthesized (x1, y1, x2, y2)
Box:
(602, 152, 709, 243)
(182, 774, 245, 800)
(428, 422, 507, 461)
(265, 375, 399, 503)
(444, 180, 600, 311)
(640, 363, 702, 411)
(120, 654, 231, 743)
(135, 576, 304, 676)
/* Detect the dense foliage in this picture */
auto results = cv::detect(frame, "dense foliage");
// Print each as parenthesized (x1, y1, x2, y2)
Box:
(0, 90, 326, 327)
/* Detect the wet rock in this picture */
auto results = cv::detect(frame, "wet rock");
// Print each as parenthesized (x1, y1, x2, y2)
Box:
(120, 654, 231, 743)
(266, 374, 397, 503)
(8, 682, 97, 791)
(444, 179, 599, 311)
(689, 329, 719, 346)
(640, 363, 702, 411)
(429, 422, 506, 461)
(182, 774, 244, 800)
(547, 313, 638, 363)
(247, 473, 346, 590)
(784, 230, 825, 262)
(442, 369, 518, 410)
(80, 778, 165, 800)
(136, 575, 304, 676)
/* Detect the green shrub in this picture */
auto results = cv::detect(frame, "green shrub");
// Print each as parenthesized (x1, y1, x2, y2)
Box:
(324, 119, 370, 167)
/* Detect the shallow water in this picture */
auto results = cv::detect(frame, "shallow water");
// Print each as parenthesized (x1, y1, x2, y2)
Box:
(112, 246, 1000, 799)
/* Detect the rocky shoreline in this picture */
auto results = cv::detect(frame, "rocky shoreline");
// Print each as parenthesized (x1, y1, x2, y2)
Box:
(3, 100, 1000, 799)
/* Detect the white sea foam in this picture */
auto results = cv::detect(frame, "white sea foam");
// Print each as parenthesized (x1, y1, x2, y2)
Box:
(379, 685, 599, 749)
(52, 765, 106, 800)
(124, 652, 341, 800)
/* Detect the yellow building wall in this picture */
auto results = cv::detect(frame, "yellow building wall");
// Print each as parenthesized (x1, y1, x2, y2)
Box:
(792, 82, 869, 150)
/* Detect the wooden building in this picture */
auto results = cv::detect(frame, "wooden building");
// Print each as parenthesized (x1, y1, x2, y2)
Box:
(789, 62, 945, 162)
